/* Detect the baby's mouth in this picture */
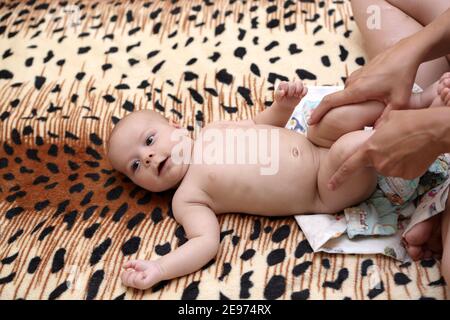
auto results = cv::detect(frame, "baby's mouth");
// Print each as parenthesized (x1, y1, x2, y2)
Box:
(157, 157, 168, 176)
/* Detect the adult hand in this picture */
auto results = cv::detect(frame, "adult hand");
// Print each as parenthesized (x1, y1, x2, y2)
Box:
(308, 38, 420, 126)
(309, 7, 450, 126)
(327, 108, 449, 191)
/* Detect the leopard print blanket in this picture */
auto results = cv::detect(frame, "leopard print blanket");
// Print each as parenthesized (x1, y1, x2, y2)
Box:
(0, 0, 447, 300)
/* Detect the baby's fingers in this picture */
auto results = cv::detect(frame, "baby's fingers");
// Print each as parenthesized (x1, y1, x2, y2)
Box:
(287, 82, 295, 96)
(123, 260, 146, 271)
(274, 88, 286, 101)
(121, 269, 135, 285)
(294, 81, 303, 97)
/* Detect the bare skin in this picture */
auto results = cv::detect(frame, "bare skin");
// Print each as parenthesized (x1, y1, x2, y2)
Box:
(307, 72, 450, 263)
(107, 80, 378, 290)
(308, 0, 450, 285)
(308, 2, 450, 125)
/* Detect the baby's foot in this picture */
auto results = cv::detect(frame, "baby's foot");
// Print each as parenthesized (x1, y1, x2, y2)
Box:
(121, 260, 164, 290)
(274, 80, 308, 110)
(430, 72, 450, 107)
(402, 214, 442, 261)
(409, 72, 450, 109)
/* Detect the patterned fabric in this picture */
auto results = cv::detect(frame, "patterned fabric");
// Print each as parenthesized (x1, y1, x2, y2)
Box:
(0, 0, 447, 300)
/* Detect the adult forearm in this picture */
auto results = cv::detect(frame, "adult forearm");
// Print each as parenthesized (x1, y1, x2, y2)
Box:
(406, 8, 450, 63)
(431, 107, 450, 154)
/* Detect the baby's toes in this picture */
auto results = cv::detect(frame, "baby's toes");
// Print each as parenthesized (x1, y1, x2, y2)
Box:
(444, 89, 450, 106)
(439, 72, 450, 84)
(439, 83, 450, 105)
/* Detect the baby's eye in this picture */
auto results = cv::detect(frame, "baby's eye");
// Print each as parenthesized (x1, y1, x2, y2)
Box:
(131, 160, 140, 172)
(146, 135, 155, 146)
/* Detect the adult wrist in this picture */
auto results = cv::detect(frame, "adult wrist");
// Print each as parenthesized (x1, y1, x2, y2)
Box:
(409, 8, 450, 63)
(428, 108, 450, 154)
(399, 34, 427, 68)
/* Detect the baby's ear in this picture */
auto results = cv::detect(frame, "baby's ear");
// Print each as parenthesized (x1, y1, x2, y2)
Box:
(168, 117, 181, 129)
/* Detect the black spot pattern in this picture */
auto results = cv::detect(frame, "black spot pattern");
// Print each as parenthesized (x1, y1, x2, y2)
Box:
(181, 281, 200, 300)
(264, 275, 285, 300)
(240, 271, 254, 298)
(86, 270, 105, 300)
(0, 0, 438, 301)
(322, 268, 349, 290)
(122, 236, 141, 255)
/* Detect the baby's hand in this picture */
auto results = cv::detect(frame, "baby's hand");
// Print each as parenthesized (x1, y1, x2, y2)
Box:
(274, 80, 307, 108)
(121, 259, 164, 290)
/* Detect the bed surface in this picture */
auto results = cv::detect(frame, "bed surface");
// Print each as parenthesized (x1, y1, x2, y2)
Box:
(0, 0, 446, 299)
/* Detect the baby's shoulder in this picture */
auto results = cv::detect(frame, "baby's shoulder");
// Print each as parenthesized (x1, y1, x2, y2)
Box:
(172, 179, 209, 206)
(172, 184, 212, 219)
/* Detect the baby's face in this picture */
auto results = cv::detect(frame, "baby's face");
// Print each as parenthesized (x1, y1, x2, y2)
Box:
(108, 112, 191, 192)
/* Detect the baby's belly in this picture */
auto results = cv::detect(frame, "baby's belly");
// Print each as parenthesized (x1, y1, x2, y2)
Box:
(202, 130, 323, 215)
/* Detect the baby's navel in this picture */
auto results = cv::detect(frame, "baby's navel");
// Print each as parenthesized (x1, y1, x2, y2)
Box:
(291, 146, 300, 157)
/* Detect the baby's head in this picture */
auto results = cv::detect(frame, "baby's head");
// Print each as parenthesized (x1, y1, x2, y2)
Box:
(107, 110, 191, 192)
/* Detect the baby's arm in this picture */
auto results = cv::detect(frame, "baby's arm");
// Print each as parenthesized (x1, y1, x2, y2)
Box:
(250, 80, 307, 127)
(307, 100, 384, 148)
(121, 200, 220, 290)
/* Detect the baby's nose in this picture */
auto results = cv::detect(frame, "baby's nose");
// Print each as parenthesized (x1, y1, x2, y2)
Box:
(144, 154, 153, 165)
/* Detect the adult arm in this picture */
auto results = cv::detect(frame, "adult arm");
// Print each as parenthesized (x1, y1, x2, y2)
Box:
(327, 107, 450, 190)
(308, 8, 450, 125)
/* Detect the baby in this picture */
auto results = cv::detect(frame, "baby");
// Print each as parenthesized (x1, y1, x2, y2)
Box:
(107, 80, 379, 290)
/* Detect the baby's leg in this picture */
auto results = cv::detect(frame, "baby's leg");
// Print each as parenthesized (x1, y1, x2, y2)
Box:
(307, 73, 450, 149)
(307, 100, 384, 148)
(315, 130, 377, 213)
(351, 0, 450, 88)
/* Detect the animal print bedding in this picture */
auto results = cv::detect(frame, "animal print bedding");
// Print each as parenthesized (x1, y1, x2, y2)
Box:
(0, 0, 446, 299)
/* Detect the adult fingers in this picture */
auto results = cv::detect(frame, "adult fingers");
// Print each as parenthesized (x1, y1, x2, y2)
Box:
(327, 148, 372, 191)
(374, 102, 400, 128)
(345, 68, 362, 87)
(374, 105, 392, 128)
(308, 88, 360, 125)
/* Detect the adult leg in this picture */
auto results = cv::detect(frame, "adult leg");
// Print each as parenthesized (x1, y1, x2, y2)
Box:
(386, 0, 450, 65)
(385, 0, 450, 29)
(351, 0, 450, 88)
